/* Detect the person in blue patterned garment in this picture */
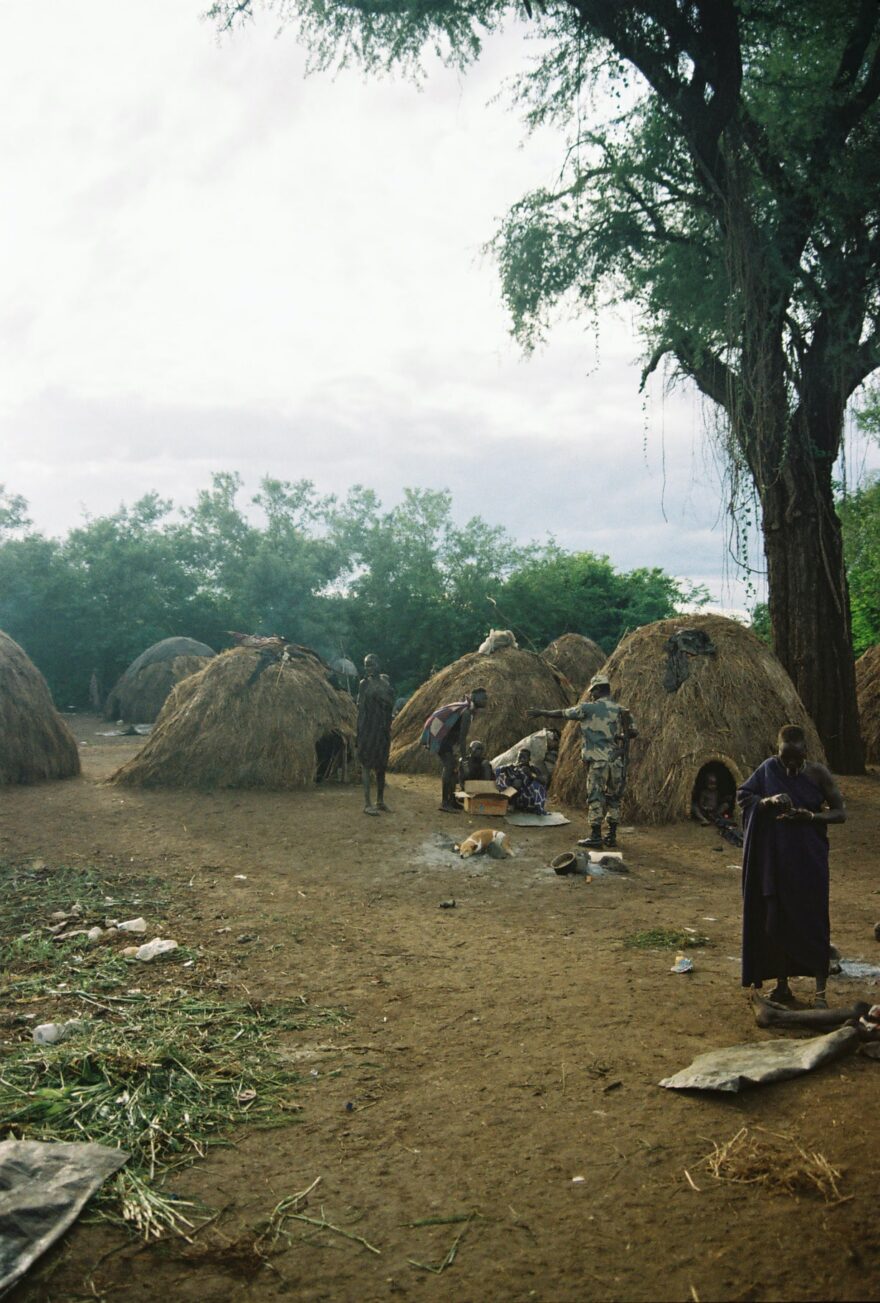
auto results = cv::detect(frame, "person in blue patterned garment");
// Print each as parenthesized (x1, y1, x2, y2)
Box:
(494, 747, 548, 815)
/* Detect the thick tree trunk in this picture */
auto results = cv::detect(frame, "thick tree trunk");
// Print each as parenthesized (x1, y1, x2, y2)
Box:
(761, 464, 864, 774)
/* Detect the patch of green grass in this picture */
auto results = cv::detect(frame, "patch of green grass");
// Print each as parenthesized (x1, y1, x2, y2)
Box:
(0, 859, 168, 937)
(623, 927, 711, 950)
(0, 857, 351, 1239)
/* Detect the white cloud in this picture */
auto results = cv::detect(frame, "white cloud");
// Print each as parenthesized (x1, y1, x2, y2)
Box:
(1, 2, 875, 612)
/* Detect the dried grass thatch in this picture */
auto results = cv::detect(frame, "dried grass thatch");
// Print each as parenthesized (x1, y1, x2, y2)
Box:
(109, 648, 356, 790)
(856, 644, 880, 763)
(703, 1126, 847, 1204)
(388, 646, 575, 774)
(104, 637, 216, 723)
(551, 613, 824, 823)
(542, 634, 606, 695)
(0, 630, 81, 784)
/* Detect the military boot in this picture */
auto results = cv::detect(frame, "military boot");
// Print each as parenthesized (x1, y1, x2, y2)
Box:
(603, 821, 618, 848)
(577, 823, 604, 849)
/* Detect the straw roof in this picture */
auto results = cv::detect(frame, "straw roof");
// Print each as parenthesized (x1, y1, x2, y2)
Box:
(104, 637, 216, 723)
(0, 630, 81, 784)
(542, 634, 606, 696)
(109, 647, 356, 789)
(388, 646, 575, 774)
(551, 613, 824, 823)
(856, 645, 880, 763)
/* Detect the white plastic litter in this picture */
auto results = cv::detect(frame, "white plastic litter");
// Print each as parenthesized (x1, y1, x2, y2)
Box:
(117, 918, 147, 933)
(134, 938, 178, 962)
(32, 1021, 83, 1046)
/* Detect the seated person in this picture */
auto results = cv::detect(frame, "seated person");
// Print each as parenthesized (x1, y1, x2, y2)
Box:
(491, 728, 560, 785)
(692, 770, 743, 846)
(692, 771, 732, 824)
(495, 747, 548, 815)
(459, 739, 494, 783)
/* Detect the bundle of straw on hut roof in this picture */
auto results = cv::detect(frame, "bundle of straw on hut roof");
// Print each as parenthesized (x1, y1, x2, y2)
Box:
(856, 645, 880, 763)
(109, 647, 356, 789)
(542, 633, 606, 696)
(388, 646, 575, 774)
(104, 636, 216, 723)
(551, 613, 824, 824)
(0, 630, 80, 784)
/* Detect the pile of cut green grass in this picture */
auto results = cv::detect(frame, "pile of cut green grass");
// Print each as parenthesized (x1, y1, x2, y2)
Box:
(0, 858, 349, 1238)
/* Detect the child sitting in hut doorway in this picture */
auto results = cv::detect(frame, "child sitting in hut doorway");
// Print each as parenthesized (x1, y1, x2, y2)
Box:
(692, 765, 743, 846)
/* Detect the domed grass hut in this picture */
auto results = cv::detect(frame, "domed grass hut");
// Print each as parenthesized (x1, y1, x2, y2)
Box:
(0, 630, 80, 784)
(104, 637, 216, 723)
(542, 634, 606, 696)
(551, 613, 824, 824)
(388, 646, 575, 775)
(856, 645, 880, 763)
(109, 647, 356, 789)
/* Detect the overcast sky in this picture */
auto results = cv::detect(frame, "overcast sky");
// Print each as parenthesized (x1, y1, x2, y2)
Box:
(1, 2, 877, 610)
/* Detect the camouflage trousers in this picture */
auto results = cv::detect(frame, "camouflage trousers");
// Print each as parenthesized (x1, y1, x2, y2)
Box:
(584, 755, 625, 825)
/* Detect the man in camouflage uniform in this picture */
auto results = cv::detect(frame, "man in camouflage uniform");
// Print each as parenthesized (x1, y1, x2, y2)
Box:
(529, 673, 637, 848)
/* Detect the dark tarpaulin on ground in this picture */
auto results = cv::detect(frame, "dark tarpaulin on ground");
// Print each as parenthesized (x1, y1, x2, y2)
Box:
(0, 1140, 128, 1297)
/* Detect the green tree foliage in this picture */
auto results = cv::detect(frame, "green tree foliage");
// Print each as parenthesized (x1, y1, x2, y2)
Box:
(497, 544, 701, 652)
(839, 474, 880, 655)
(328, 486, 520, 692)
(0, 476, 695, 706)
(209, 0, 880, 770)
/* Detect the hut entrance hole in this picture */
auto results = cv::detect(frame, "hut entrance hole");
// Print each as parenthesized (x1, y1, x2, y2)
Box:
(691, 761, 736, 818)
(315, 731, 349, 783)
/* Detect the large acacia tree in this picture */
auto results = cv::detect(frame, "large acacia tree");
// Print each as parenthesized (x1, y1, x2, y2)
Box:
(211, 0, 880, 771)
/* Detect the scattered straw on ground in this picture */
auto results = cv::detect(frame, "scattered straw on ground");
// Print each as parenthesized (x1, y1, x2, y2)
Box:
(702, 1126, 848, 1205)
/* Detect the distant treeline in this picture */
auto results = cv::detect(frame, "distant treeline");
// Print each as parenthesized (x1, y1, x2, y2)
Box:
(1, 471, 712, 707)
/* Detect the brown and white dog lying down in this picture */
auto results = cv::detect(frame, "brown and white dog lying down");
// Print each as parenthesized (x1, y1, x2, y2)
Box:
(455, 829, 514, 859)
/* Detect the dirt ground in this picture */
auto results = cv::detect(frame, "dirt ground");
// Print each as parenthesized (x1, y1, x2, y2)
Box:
(2, 715, 880, 1303)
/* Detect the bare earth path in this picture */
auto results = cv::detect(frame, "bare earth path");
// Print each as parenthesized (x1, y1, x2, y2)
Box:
(2, 716, 879, 1302)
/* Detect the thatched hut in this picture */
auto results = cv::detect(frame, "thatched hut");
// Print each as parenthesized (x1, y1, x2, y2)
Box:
(104, 637, 216, 723)
(388, 647, 575, 774)
(551, 613, 824, 824)
(109, 647, 356, 789)
(542, 633, 606, 696)
(0, 630, 81, 784)
(856, 645, 880, 763)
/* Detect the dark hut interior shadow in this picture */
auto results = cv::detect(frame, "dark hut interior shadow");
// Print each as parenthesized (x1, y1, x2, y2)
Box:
(315, 731, 351, 783)
(691, 760, 737, 815)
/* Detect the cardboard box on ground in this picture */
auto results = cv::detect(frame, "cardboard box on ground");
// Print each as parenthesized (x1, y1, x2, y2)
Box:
(454, 780, 515, 816)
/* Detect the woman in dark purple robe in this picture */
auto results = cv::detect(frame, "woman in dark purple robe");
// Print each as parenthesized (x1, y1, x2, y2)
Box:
(738, 724, 846, 1008)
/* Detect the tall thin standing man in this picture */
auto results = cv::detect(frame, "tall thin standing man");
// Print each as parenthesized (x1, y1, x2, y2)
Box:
(357, 654, 395, 816)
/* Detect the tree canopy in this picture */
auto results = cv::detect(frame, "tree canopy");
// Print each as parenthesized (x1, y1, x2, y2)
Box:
(208, 0, 880, 769)
(0, 477, 694, 706)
